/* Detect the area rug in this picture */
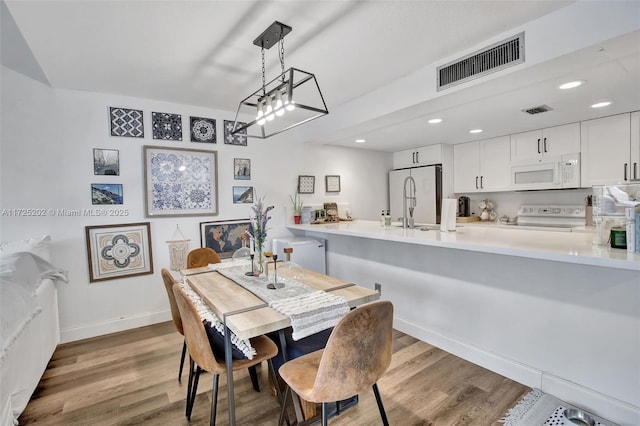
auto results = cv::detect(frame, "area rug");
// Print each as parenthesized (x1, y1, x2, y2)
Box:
(500, 389, 619, 426)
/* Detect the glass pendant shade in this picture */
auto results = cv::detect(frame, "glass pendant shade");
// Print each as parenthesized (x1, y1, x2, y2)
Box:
(265, 95, 275, 121)
(274, 91, 285, 116)
(285, 88, 296, 111)
(256, 100, 266, 125)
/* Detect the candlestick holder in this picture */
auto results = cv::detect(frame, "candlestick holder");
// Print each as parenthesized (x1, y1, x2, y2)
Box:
(245, 253, 255, 276)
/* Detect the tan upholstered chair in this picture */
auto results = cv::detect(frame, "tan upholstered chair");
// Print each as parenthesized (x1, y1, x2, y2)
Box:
(161, 268, 187, 382)
(187, 247, 221, 268)
(172, 284, 280, 425)
(278, 301, 394, 426)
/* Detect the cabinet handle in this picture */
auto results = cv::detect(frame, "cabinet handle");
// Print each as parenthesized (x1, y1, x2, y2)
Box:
(412, 152, 415, 164)
(475, 176, 479, 189)
(543, 137, 547, 153)
(634, 162, 638, 180)
(537, 138, 541, 154)
(624, 163, 628, 181)
(415, 151, 419, 164)
(480, 176, 484, 189)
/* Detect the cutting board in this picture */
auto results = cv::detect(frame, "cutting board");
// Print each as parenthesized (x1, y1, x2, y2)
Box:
(456, 215, 481, 223)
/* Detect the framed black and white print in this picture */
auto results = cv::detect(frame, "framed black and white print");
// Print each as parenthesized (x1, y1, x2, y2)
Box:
(234, 158, 251, 180)
(143, 145, 218, 217)
(190, 116, 216, 143)
(110, 107, 144, 138)
(93, 148, 119, 175)
(91, 183, 123, 205)
(85, 222, 153, 282)
(224, 120, 248, 146)
(298, 175, 315, 194)
(232, 186, 253, 204)
(325, 175, 341, 193)
(152, 112, 183, 141)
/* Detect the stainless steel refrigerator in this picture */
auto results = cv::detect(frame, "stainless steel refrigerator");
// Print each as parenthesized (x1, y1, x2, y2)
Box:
(389, 164, 442, 225)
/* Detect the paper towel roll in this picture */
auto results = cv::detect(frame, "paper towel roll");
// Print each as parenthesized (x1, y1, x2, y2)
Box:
(440, 198, 457, 232)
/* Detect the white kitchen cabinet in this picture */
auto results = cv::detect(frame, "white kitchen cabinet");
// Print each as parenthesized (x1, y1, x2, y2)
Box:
(393, 144, 445, 169)
(580, 113, 632, 186)
(510, 123, 580, 163)
(454, 136, 511, 193)
(631, 111, 640, 181)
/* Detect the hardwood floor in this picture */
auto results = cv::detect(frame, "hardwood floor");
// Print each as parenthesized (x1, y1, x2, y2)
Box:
(19, 322, 529, 425)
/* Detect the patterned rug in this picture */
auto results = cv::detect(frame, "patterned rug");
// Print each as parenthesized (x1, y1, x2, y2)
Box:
(500, 389, 619, 426)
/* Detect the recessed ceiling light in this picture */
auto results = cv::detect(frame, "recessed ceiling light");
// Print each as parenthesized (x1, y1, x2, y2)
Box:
(428, 118, 443, 124)
(591, 101, 612, 108)
(469, 129, 483, 134)
(559, 81, 584, 90)
(355, 139, 366, 143)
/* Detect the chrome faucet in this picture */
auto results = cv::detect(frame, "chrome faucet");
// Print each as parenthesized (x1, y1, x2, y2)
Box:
(402, 175, 416, 228)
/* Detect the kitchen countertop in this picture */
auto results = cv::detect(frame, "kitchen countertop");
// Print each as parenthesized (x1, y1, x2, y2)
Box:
(287, 220, 640, 271)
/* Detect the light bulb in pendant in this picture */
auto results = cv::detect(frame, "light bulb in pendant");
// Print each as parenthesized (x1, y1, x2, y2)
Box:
(256, 100, 266, 126)
(274, 91, 285, 116)
(285, 88, 295, 111)
(265, 95, 275, 121)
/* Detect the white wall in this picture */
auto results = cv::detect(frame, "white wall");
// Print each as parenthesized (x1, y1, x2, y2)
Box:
(0, 66, 392, 342)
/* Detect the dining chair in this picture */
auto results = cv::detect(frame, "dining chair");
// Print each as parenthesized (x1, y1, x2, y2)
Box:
(161, 268, 187, 382)
(187, 247, 221, 268)
(277, 301, 394, 426)
(172, 284, 281, 425)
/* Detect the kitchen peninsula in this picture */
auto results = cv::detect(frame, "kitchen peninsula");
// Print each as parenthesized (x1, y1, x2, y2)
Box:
(287, 221, 640, 426)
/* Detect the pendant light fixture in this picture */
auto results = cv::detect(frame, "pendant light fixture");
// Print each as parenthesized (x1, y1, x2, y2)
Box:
(230, 21, 329, 139)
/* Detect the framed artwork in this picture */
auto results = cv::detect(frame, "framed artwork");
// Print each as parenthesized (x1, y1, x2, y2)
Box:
(234, 158, 251, 180)
(232, 186, 253, 204)
(298, 175, 315, 194)
(190, 116, 216, 143)
(93, 148, 119, 175)
(109, 107, 144, 138)
(85, 222, 153, 283)
(152, 112, 182, 140)
(325, 175, 341, 193)
(224, 120, 248, 146)
(200, 219, 251, 259)
(143, 145, 218, 217)
(91, 183, 123, 205)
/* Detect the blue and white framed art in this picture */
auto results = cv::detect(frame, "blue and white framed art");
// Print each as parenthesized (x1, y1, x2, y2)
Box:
(110, 107, 144, 138)
(85, 222, 153, 283)
(143, 146, 218, 217)
(190, 116, 217, 143)
(152, 112, 183, 140)
(224, 120, 247, 146)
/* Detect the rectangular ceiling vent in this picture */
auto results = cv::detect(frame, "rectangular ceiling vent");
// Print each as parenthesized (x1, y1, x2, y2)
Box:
(522, 104, 553, 115)
(437, 32, 524, 91)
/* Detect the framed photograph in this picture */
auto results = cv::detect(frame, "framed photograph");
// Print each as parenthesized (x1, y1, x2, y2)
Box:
(200, 219, 251, 259)
(232, 186, 253, 204)
(325, 175, 341, 193)
(91, 183, 123, 205)
(234, 158, 251, 180)
(224, 120, 248, 146)
(93, 148, 120, 175)
(85, 222, 153, 283)
(143, 145, 218, 217)
(298, 175, 315, 194)
(109, 107, 143, 138)
(190, 116, 216, 143)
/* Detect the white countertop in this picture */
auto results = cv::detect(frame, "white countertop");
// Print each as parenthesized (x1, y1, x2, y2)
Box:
(287, 220, 640, 271)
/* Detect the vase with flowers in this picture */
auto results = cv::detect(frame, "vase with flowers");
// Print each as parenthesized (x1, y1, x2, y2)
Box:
(289, 192, 303, 224)
(245, 193, 273, 276)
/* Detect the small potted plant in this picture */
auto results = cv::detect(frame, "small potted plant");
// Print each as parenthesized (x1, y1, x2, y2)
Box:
(289, 192, 303, 224)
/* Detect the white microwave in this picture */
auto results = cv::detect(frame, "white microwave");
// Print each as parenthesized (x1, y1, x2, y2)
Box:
(511, 153, 580, 190)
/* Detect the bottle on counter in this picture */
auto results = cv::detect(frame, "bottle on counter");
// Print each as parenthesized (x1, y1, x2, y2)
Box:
(385, 210, 392, 227)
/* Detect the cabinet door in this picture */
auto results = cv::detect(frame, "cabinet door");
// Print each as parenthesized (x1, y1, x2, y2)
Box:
(389, 169, 411, 222)
(543, 123, 580, 157)
(414, 145, 442, 166)
(580, 113, 631, 186)
(393, 149, 418, 169)
(631, 111, 640, 181)
(453, 142, 480, 193)
(510, 129, 542, 163)
(479, 136, 511, 191)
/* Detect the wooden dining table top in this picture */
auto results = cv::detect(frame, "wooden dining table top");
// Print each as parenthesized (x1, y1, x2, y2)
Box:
(182, 264, 380, 340)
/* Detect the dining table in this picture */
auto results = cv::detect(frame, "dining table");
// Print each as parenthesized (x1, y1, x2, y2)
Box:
(181, 261, 380, 425)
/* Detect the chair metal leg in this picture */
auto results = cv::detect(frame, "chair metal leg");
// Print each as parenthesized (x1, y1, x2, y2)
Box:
(248, 364, 260, 392)
(186, 357, 195, 417)
(187, 366, 202, 421)
(372, 383, 389, 426)
(278, 385, 291, 426)
(210, 374, 219, 426)
(178, 340, 186, 382)
(268, 360, 290, 426)
(321, 402, 328, 426)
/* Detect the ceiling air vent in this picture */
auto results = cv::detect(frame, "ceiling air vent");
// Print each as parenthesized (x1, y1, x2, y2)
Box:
(522, 105, 553, 115)
(437, 32, 524, 91)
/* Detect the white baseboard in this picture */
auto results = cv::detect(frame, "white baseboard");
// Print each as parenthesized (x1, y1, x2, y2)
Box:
(394, 315, 639, 426)
(60, 310, 171, 344)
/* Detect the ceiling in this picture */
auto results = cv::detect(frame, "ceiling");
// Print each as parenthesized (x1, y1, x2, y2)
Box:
(3, 0, 640, 152)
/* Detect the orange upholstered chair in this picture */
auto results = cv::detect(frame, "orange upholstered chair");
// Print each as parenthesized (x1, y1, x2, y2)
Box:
(278, 301, 394, 426)
(187, 247, 221, 268)
(161, 268, 187, 382)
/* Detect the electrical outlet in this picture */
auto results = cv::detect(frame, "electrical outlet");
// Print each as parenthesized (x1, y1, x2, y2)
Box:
(375, 282, 381, 294)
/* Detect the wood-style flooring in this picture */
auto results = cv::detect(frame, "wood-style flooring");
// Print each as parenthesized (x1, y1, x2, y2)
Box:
(19, 321, 530, 425)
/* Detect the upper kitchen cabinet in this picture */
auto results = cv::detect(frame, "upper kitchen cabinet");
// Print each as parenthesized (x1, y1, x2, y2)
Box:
(510, 123, 580, 163)
(631, 111, 640, 181)
(454, 136, 511, 193)
(393, 144, 447, 169)
(581, 113, 632, 186)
